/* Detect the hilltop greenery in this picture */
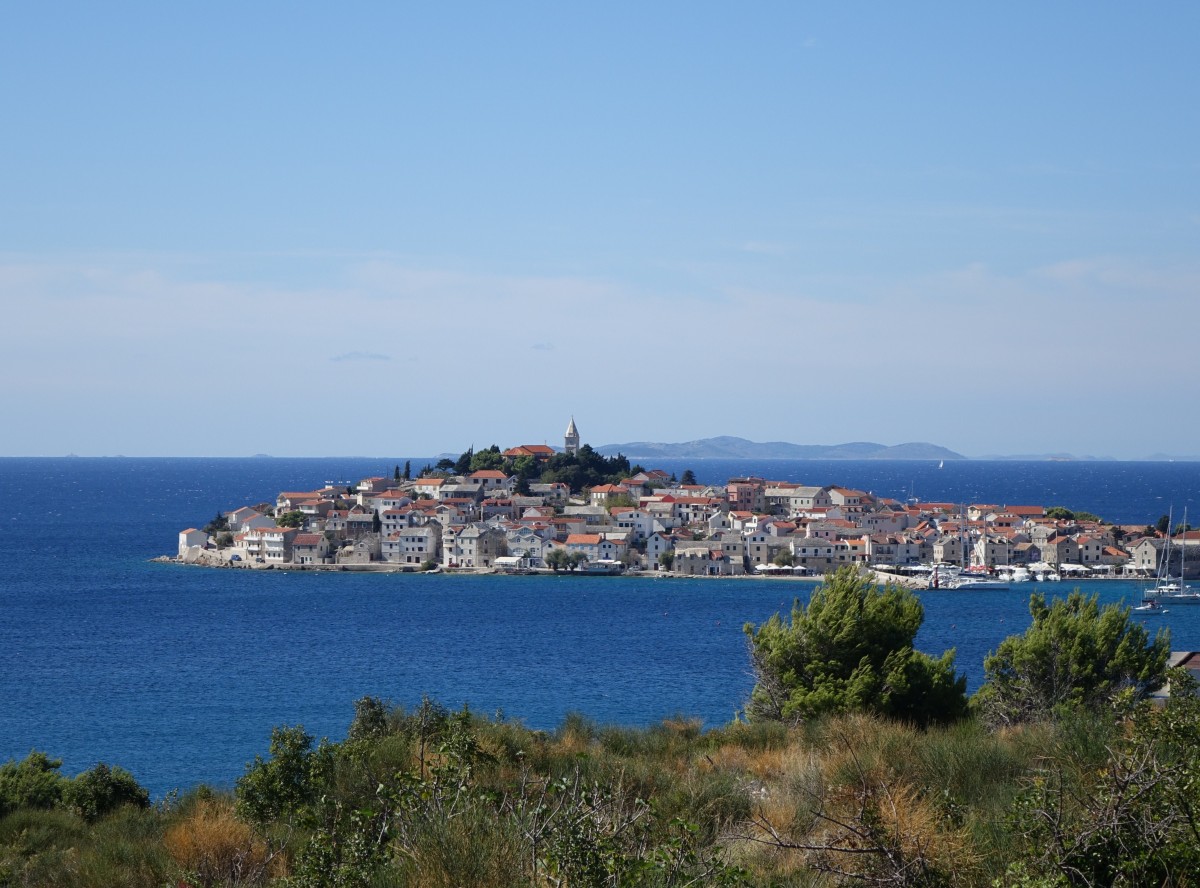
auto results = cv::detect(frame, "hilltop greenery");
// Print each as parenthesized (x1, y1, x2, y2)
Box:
(431, 443, 642, 493)
(3, 576, 1191, 887)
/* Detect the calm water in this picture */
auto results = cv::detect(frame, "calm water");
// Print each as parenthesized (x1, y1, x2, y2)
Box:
(1, 457, 1198, 797)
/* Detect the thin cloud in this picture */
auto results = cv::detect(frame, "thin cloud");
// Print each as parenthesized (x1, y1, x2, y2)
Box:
(330, 351, 391, 362)
(740, 241, 792, 256)
(531, 342, 554, 351)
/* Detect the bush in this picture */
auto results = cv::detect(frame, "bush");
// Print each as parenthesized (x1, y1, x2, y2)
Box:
(744, 567, 968, 727)
(0, 751, 67, 817)
(974, 591, 1169, 727)
(62, 763, 150, 822)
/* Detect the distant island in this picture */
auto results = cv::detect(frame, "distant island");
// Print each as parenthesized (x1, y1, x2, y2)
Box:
(594, 436, 964, 461)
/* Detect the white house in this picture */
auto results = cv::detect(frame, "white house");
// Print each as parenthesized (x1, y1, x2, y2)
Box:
(178, 528, 208, 558)
(468, 470, 513, 494)
(565, 533, 602, 562)
(506, 527, 550, 567)
(611, 508, 658, 542)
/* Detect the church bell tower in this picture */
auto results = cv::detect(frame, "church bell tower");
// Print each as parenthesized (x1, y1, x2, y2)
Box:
(564, 416, 580, 456)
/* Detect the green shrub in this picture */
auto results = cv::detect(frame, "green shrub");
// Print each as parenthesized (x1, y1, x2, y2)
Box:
(0, 751, 67, 817)
(62, 763, 150, 822)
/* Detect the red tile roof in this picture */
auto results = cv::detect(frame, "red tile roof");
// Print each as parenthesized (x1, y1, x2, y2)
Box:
(566, 533, 602, 545)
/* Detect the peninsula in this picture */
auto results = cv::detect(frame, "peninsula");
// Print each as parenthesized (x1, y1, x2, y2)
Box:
(169, 420, 1187, 583)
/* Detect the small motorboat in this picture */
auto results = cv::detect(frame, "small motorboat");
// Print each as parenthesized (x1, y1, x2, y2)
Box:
(1134, 599, 1168, 615)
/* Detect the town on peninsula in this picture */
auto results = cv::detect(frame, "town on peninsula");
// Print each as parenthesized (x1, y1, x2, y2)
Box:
(170, 419, 1189, 585)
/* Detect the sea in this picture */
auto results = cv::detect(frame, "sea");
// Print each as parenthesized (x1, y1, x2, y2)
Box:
(3, 456, 1200, 798)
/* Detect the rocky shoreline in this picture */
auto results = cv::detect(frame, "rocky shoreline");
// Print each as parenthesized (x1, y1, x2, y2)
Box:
(152, 552, 904, 585)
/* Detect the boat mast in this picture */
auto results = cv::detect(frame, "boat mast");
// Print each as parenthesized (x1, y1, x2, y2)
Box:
(1156, 506, 1173, 590)
(1181, 507, 1189, 588)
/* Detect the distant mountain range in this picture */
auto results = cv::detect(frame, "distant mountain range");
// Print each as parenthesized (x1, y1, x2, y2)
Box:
(595, 436, 965, 461)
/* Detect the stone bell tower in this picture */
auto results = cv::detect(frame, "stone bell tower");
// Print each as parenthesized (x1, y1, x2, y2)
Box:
(564, 416, 580, 456)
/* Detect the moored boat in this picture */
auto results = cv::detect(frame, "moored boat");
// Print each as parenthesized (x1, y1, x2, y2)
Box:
(1134, 598, 1169, 614)
(1144, 508, 1199, 602)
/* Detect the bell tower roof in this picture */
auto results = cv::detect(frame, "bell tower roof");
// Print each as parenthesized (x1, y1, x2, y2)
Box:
(564, 416, 580, 455)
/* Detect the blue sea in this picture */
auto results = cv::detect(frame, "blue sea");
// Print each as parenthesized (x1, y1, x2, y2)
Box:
(2, 456, 1200, 798)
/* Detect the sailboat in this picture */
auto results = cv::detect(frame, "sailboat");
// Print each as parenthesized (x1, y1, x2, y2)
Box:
(942, 505, 1009, 590)
(1145, 507, 1200, 604)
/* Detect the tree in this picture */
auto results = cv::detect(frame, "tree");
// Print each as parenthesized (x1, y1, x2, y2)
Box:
(236, 726, 332, 827)
(454, 447, 474, 475)
(203, 512, 229, 535)
(1045, 506, 1075, 521)
(546, 549, 588, 572)
(347, 696, 389, 743)
(658, 551, 675, 571)
(744, 567, 968, 727)
(545, 549, 570, 573)
(681, 469, 697, 486)
(62, 762, 150, 821)
(394, 464, 401, 482)
(403, 460, 411, 481)
(772, 548, 795, 567)
(1158, 514, 1171, 535)
(469, 445, 505, 472)
(538, 446, 633, 493)
(0, 751, 67, 816)
(604, 493, 636, 510)
(277, 510, 305, 529)
(973, 591, 1169, 727)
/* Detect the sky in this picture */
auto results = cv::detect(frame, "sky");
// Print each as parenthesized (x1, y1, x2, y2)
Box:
(3, 3, 1198, 459)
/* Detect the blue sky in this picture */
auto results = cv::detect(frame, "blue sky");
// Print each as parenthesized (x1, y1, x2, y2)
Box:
(3, 3, 1198, 458)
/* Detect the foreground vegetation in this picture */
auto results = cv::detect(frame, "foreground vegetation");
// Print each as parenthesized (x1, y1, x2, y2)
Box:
(2, 570, 1193, 886)
(8, 694, 1200, 887)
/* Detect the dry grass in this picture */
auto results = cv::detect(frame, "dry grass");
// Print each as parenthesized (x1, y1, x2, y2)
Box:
(725, 714, 992, 886)
(163, 798, 282, 887)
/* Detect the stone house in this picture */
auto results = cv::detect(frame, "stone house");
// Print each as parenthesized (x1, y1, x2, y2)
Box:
(383, 524, 441, 564)
(338, 534, 380, 564)
(673, 544, 742, 576)
(292, 533, 331, 565)
(443, 524, 507, 568)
